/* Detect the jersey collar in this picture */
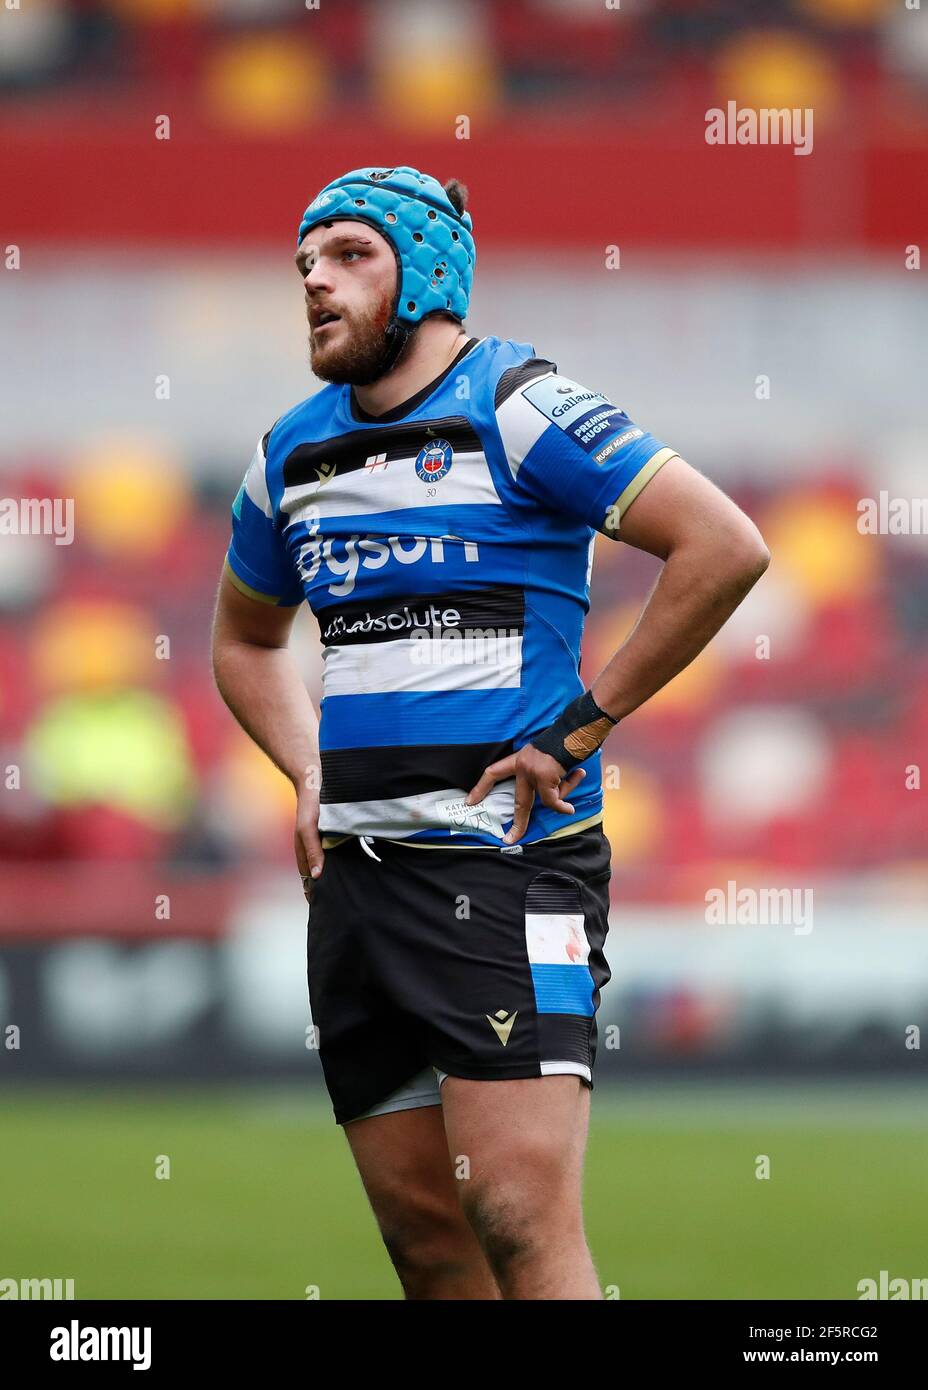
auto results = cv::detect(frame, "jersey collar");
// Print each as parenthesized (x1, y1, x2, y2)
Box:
(349, 336, 482, 425)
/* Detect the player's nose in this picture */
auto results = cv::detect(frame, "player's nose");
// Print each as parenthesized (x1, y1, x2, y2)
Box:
(303, 257, 333, 293)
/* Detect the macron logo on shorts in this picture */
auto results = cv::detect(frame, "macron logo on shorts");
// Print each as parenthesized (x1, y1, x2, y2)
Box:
(486, 1009, 518, 1045)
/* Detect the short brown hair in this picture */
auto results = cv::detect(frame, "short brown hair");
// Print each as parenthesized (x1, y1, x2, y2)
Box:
(443, 179, 469, 217)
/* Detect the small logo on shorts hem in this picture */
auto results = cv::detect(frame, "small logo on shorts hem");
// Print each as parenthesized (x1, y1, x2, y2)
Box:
(486, 1009, 517, 1045)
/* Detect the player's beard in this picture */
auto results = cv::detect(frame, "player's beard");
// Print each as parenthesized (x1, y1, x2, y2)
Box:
(308, 283, 407, 387)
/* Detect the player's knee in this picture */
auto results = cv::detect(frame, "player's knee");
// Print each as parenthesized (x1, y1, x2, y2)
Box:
(375, 1188, 479, 1298)
(458, 1181, 539, 1283)
(459, 1150, 579, 1281)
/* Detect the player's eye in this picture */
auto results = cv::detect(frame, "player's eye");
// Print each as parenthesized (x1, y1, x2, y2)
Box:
(342, 250, 363, 263)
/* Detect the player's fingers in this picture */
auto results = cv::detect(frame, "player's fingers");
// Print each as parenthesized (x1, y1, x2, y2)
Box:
(465, 754, 517, 805)
(464, 772, 494, 805)
(295, 821, 324, 901)
(294, 825, 309, 874)
(503, 773, 535, 844)
(558, 767, 586, 799)
(538, 781, 576, 817)
(303, 827, 325, 877)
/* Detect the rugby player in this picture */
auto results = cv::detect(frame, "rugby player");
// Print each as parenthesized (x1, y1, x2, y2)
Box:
(211, 166, 769, 1300)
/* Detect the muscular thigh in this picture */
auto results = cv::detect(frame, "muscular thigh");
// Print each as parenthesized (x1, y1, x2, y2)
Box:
(344, 1102, 462, 1234)
(439, 1075, 600, 1299)
(441, 1074, 591, 1204)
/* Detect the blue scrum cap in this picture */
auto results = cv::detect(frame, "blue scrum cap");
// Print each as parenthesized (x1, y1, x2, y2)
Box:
(296, 165, 475, 328)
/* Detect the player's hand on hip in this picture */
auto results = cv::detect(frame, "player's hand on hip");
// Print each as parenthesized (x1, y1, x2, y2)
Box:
(465, 747, 586, 846)
(294, 787, 324, 902)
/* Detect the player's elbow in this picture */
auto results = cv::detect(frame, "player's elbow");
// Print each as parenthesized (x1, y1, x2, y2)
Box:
(720, 519, 770, 591)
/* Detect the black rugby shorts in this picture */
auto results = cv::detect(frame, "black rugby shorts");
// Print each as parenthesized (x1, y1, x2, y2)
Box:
(306, 825, 613, 1125)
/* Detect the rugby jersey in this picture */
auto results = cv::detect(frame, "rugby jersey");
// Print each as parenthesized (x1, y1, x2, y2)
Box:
(225, 335, 677, 847)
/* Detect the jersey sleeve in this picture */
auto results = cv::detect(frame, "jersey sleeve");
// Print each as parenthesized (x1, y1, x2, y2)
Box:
(225, 434, 305, 606)
(493, 363, 678, 534)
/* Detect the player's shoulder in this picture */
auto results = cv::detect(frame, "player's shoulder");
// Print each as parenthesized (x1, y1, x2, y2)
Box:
(492, 346, 626, 449)
(253, 384, 345, 509)
(469, 336, 558, 411)
(262, 383, 344, 460)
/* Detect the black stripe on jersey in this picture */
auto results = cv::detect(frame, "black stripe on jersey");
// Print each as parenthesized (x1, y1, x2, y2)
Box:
(494, 358, 557, 408)
(315, 586, 525, 647)
(319, 739, 514, 804)
(282, 418, 483, 491)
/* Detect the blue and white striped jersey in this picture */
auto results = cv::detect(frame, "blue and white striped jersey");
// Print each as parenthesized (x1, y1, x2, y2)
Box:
(226, 335, 677, 847)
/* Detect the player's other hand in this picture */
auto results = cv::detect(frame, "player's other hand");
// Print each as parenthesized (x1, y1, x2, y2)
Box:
(465, 746, 586, 846)
(294, 786, 324, 902)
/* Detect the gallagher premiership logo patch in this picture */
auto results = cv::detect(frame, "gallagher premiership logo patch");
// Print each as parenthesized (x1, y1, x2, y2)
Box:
(522, 374, 642, 462)
(415, 439, 454, 482)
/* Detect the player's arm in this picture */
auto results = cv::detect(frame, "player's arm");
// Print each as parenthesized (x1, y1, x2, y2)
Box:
(211, 566, 324, 892)
(469, 368, 769, 842)
(587, 452, 769, 722)
(509, 458, 768, 841)
(211, 563, 316, 789)
(215, 427, 325, 890)
(472, 459, 768, 842)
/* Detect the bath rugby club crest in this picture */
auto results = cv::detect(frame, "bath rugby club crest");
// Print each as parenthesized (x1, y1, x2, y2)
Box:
(415, 438, 454, 482)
